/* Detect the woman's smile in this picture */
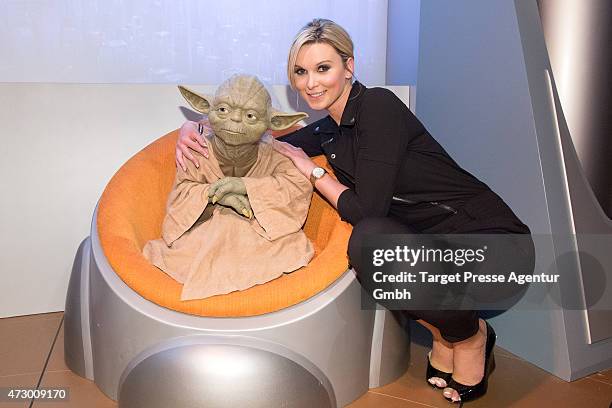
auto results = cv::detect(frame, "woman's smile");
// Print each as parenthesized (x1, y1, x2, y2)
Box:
(293, 42, 353, 122)
(307, 90, 327, 98)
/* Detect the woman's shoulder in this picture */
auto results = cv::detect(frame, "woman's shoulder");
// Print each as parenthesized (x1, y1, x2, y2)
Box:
(363, 85, 398, 98)
(361, 85, 406, 108)
(355, 85, 411, 121)
(354, 82, 412, 114)
(354, 83, 425, 136)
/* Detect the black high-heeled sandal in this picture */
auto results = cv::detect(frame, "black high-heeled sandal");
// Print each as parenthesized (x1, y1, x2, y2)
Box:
(444, 321, 497, 404)
(426, 351, 452, 388)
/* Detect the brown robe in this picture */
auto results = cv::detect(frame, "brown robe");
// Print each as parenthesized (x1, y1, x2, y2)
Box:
(143, 134, 314, 300)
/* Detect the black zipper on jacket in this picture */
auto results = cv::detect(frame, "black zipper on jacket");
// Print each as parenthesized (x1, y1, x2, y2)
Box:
(321, 137, 334, 147)
(392, 196, 458, 214)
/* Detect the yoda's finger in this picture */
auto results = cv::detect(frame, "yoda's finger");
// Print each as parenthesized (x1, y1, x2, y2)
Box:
(221, 195, 247, 217)
(208, 178, 231, 200)
(219, 194, 252, 219)
(234, 195, 253, 219)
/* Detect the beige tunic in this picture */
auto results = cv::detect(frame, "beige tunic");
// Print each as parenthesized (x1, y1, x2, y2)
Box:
(143, 135, 314, 300)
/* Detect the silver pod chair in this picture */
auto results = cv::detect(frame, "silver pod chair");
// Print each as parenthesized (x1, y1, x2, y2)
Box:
(63, 129, 410, 408)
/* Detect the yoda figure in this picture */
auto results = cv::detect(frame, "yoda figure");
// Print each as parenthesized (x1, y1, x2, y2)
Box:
(143, 74, 314, 301)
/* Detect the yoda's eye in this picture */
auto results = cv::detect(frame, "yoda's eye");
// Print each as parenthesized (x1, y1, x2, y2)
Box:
(218, 107, 228, 113)
(246, 113, 257, 120)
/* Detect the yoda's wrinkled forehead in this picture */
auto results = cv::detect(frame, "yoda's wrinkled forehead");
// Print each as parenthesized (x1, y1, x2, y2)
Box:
(214, 75, 271, 113)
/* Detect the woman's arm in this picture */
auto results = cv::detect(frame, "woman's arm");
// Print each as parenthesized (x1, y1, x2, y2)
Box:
(275, 122, 325, 157)
(273, 140, 348, 208)
(336, 89, 422, 225)
(277, 89, 420, 225)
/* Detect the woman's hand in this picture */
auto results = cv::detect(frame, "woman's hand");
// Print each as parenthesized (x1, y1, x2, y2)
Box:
(176, 120, 212, 171)
(273, 140, 316, 179)
(274, 140, 348, 208)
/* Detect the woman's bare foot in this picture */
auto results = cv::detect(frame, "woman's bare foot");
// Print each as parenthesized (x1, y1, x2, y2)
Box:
(443, 318, 487, 402)
(428, 339, 454, 387)
(417, 319, 454, 388)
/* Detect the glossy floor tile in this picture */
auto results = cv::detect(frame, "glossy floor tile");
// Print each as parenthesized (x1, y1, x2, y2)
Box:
(0, 312, 62, 377)
(371, 339, 612, 408)
(0, 373, 41, 407)
(348, 391, 439, 407)
(592, 369, 612, 386)
(2, 312, 611, 408)
(37, 370, 117, 408)
(0, 312, 63, 408)
(44, 320, 68, 373)
(34, 321, 117, 408)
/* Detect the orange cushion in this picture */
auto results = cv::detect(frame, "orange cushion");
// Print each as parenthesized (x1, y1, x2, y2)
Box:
(97, 129, 352, 317)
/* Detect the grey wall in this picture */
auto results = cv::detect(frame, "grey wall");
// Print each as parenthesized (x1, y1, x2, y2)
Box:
(414, 0, 611, 381)
(416, 1, 549, 233)
(415, 0, 563, 377)
(386, 0, 420, 85)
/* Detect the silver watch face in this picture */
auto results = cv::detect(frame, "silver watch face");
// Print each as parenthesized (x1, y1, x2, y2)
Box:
(312, 167, 326, 179)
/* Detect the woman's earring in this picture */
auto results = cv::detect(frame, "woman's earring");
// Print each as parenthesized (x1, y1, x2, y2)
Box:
(296, 92, 299, 109)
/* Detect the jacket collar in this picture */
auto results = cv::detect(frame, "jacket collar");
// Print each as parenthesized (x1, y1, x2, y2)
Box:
(339, 80, 365, 127)
(315, 81, 366, 134)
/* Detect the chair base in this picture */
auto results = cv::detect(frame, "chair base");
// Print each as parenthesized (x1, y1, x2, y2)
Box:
(64, 207, 410, 407)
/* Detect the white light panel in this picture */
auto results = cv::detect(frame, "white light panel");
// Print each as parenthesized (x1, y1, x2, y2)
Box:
(0, 0, 388, 85)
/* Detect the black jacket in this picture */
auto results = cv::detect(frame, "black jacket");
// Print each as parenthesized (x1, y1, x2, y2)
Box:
(279, 81, 528, 234)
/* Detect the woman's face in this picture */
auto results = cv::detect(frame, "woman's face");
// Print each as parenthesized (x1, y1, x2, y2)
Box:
(293, 42, 354, 114)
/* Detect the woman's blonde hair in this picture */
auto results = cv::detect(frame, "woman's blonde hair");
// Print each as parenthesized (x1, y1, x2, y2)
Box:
(287, 18, 354, 89)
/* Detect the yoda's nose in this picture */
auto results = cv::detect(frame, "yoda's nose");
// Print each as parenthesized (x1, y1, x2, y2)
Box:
(230, 110, 242, 122)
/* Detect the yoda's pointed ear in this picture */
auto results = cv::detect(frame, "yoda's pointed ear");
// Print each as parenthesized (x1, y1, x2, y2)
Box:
(269, 109, 309, 131)
(178, 85, 213, 114)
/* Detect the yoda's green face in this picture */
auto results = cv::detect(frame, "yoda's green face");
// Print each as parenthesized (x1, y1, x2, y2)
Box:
(178, 75, 308, 146)
(208, 77, 269, 145)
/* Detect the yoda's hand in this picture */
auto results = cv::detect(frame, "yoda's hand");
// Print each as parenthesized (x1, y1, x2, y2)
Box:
(211, 192, 253, 219)
(208, 177, 248, 203)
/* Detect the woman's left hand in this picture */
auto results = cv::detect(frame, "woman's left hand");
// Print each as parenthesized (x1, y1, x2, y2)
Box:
(273, 140, 316, 179)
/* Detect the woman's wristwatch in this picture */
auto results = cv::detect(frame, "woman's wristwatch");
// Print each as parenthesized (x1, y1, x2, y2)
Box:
(310, 167, 327, 185)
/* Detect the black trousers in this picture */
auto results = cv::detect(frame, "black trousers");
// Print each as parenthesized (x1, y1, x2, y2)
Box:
(347, 203, 535, 343)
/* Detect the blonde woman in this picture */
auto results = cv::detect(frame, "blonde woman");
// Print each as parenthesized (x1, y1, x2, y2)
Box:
(176, 19, 535, 405)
